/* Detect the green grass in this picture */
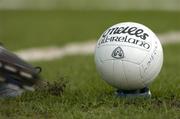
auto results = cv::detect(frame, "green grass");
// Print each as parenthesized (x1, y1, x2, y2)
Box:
(0, 10, 180, 50)
(0, 43, 179, 119)
(0, 10, 179, 118)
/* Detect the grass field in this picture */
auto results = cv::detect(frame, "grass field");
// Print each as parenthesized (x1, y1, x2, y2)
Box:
(0, 10, 180, 118)
(1, 10, 180, 50)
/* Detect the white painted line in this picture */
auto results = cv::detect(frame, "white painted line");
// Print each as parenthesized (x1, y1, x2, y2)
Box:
(158, 31, 180, 44)
(16, 41, 96, 62)
(15, 32, 180, 62)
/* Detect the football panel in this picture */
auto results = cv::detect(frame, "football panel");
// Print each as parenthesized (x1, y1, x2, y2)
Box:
(96, 59, 114, 86)
(112, 60, 127, 89)
(122, 61, 145, 90)
(95, 45, 107, 63)
(140, 40, 163, 85)
(98, 45, 148, 64)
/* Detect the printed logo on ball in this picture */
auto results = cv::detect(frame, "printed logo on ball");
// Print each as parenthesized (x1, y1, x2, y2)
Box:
(98, 26, 151, 50)
(112, 47, 124, 59)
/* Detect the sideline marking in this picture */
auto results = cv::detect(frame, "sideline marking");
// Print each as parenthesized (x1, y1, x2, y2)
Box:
(15, 31, 180, 62)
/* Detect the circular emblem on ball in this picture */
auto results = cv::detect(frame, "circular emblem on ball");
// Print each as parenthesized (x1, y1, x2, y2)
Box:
(112, 47, 124, 59)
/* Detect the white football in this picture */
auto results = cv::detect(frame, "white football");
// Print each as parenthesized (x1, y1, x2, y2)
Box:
(95, 22, 163, 90)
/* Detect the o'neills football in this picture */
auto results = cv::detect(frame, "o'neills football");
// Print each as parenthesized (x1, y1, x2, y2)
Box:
(94, 22, 163, 91)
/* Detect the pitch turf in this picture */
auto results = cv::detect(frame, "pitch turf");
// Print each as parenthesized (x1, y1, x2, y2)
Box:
(0, 10, 180, 118)
(0, 43, 179, 119)
(0, 10, 180, 50)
